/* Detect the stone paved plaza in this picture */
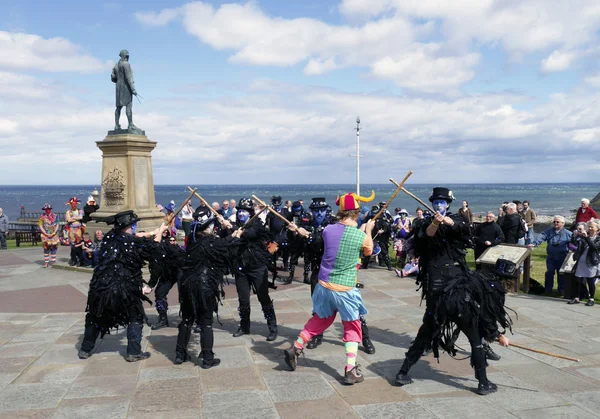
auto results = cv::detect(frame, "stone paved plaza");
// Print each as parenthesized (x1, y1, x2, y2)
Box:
(1, 248, 600, 418)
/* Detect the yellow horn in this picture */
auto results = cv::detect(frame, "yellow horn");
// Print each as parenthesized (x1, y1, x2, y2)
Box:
(355, 190, 375, 203)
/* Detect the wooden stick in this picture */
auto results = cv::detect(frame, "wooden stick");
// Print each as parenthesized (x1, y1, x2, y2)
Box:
(252, 195, 310, 238)
(187, 186, 219, 217)
(373, 171, 413, 221)
(166, 188, 197, 224)
(389, 178, 435, 214)
(509, 342, 579, 362)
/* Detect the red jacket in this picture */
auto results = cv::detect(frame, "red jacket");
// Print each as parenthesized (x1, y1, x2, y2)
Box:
(575, 207, 598, 224)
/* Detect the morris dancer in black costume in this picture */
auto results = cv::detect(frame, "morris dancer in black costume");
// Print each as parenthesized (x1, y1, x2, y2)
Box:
(230, 198, 279, 341)
(174, 207, 236, 368)
(267, 196, 291, 283)
(286, 201, 312, 284)
(394, 187, 511, 395)
(149, 230, 186, 330)
(78, 211, 167, 362)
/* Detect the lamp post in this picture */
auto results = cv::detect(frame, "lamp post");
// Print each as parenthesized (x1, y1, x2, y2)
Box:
(349, 117, 362, 195)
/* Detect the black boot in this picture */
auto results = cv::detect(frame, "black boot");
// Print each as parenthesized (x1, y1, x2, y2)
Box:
(303, 272, 310, 284)
(395, 358, 415, 386)
(174, 323, 191, 364)
(360, 316, 376, 354)
(475, 367, 497, 395)
(306, 334, 323, 349)
(384, 255, 393, 271)
(483, 341, 501, 361)
(233, 307, 251, 337)
(262, 303, 278, 341)
(284, 266, 295, 284)
(151, 310, 169, 330)
(199, 350, 221, 369)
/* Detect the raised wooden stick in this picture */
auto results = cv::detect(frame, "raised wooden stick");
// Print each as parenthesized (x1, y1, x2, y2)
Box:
(389, 178, 435, 214)
(187, 186, 230, 226)
(166, 188, 197, 224)
(373, 171, 413, 221)
(252, 195, 310, 238)
(509, 342, 579, 362)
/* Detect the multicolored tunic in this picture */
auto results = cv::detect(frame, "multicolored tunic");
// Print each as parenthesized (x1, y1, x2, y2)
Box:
(38, 213, 60, 249)
(66, 209, 84, 244)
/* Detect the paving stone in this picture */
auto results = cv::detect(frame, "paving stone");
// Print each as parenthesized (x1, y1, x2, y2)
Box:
(276, 395, 358, 419)
(0, 342, 52, 358)
(211, 345, 254, 369)
(0, 409, 55, 418)
(353, 400, 438, 419)
(307, 352, 377, 383)
(419, 395, 512, 418)
(130, 378, 200, 413)
(63, 374, 138, 399)
(500, 361, 594, 393)
(139, 365, 198, 381)
(0, 382, 70, 411)
(0, 374, 17, 390)
(0, 357, 36, 374)
(128, 409, 200, 419)
(200, 366, 265, 392)
(32, 343, 87, 366)
(203, 389, 279, 419)
(263, 370, 335, 402)
(482, 372, 569, 412)
(332, 377, 413, 405)
(568, 391, 600, 415)
(79, 354, 141, 377)
(14, 364, 83, 384)
(514, 405, 599, 418)
(52, 396, 130, 419)
(9, 330, 64, 343)
(574, 367, 600, 382)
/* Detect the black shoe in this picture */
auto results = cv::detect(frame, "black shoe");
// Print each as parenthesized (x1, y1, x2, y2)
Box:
(173, 352, 188, 365)
(567, 298, 580, 305)
(78, 349, 92, 359)
(306, 336, 322, 350)
(125, 352, 151, 362)
(200, 358, 221, 369)
(266, 327, 278, 342)
(303, 275, 310, 284)
(586, 299, 595, 306)
(395, 371, 413, 386)
(476, 381, 498, 395)
(233, 327, 249, 338)
(68, 259, 76, 266)
(151, 314, 169, 330)
(362, 338, 376, 355)
(193, 325, 201, 333)
(283, 274, 294, 284)
(284, 345, 302, 371)
(484, 344, 501, 361)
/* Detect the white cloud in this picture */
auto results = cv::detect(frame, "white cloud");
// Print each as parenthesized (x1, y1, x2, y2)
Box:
(0, 31, 109, 73)
(540, 50, 578, 73)
(134, 8, 181, 26)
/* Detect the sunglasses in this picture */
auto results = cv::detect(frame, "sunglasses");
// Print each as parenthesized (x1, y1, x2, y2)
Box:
(169, 239, 176, 242)
(553, 221, 562, 224)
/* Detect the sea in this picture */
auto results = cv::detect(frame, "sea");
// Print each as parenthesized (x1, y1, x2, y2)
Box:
(2, 183, 599, 222)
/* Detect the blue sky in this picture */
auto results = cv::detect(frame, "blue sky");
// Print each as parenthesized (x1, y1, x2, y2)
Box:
(1, 0, 600, 185)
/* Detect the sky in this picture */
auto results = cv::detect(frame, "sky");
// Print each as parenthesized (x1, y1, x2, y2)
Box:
(2, 0, 600, 185)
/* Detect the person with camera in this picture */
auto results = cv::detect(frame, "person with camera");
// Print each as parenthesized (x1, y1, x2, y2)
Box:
(568, 220, 600, 306)
(528, 215, 573, 295)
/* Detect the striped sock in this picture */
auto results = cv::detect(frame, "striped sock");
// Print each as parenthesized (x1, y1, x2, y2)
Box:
(345, 342, 359, 372)
(294, 331, 311, 350)
(44, 254, 49, 264)
(51, 253, 56, 263)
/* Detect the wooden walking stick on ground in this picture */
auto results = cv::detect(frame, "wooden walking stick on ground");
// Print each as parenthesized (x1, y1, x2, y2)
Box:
(389, 178, 436, 214)
(372, 171, 413, 221)
(252, 195, 310, 238)
(508, 342, 579, 362)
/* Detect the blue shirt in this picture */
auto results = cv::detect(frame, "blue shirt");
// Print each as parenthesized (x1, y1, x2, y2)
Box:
(532, 227, 572, 259)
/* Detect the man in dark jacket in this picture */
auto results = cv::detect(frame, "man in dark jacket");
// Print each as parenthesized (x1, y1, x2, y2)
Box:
(500, 203, 521, 244)
(474, 211, 505, 260)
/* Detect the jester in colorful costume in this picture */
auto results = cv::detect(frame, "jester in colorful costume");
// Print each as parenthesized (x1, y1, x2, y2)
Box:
(284, 191, 376, 385)
(66, 197, 85, 266)
(38, 204, 59, 268)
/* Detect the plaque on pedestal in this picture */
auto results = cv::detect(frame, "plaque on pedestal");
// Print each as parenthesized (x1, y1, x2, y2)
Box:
(89, 132, 164, 232)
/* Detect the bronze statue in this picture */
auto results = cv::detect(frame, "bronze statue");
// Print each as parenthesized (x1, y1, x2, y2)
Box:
(111, 49, 142, 133)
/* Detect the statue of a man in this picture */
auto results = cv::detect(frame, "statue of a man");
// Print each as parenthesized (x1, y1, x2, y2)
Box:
(111, 49, 140, 131)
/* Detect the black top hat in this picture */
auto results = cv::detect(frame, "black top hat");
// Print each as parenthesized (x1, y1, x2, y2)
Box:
(104, 210, 139, 228)
(193, 207, 215, 230)
(428, 187, 455, 203)
(271, 196, 282, 205)
(292, 201, 302, 210)
(309, 197, 328, 210)
(237, 197, 254, 211)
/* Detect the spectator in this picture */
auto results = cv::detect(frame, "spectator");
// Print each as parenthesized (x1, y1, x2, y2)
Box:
(392, 209, 411, 267)
(180, 202, 194, 237)
(282, 200, 292, 219)
(528, 215, 573, 295)
(458, 200, 473, 226)
(500, 203, 521, 244)
(211, 202, 222, 216)
(81, 232, 94, 267)
(521, 200, 536, 245)
(222, 200, 233, 219)
(82, 196, 99, 223)
(89, 230, 104, 267)
(411, 207, 426, 234)
(392, 207, 402, 223)
(163, 203, 181, 237)
(394, 256, 419, 278)
(568, 220, 600, 306)
(498, 201, 509, 220)
(473, 211, 505, 260)
(0, 208, 7, 250)
(513, 200, 524, 213)
(229, 199, 237, 214)
(575, 198, 598, 225)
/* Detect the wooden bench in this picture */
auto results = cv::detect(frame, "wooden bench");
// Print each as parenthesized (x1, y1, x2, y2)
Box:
(15, 231, 41, 247)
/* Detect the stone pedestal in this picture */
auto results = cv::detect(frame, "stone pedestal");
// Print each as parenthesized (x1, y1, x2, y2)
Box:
(89, 133, 164, 232)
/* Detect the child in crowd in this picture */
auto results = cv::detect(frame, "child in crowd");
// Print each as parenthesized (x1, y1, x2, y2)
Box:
(81, 232, 94, 267)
